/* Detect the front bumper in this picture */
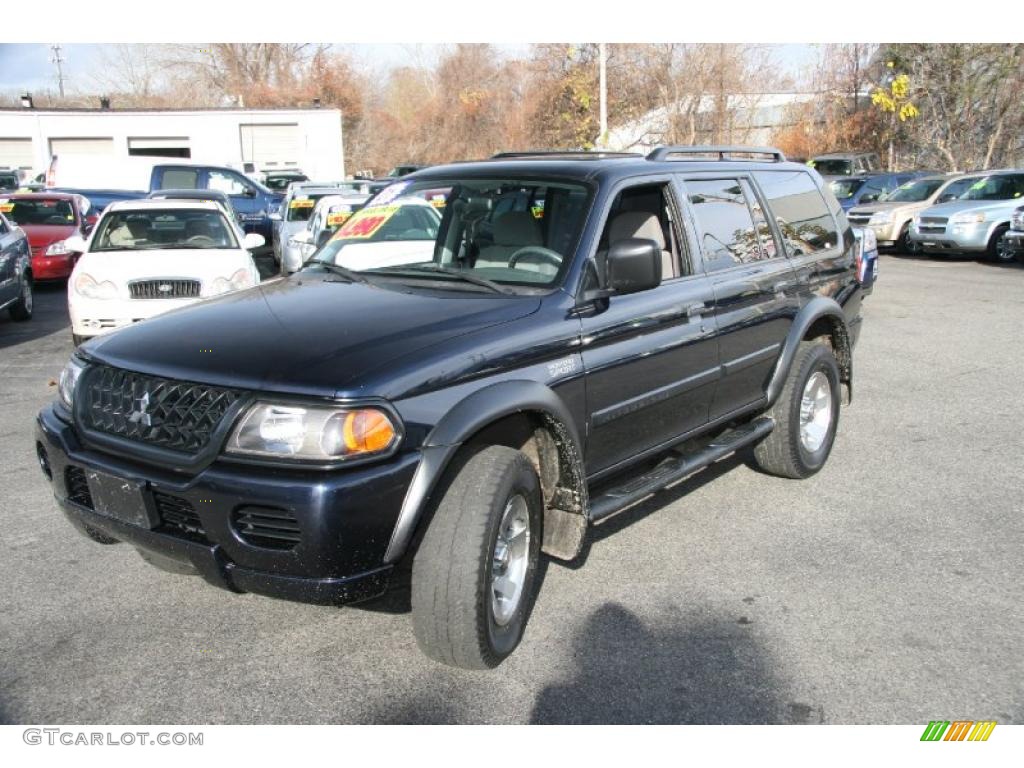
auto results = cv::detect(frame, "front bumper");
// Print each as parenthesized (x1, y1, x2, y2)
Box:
(35, 403, 419, 605)
(31, 252, 75, 280)
(69, 296, 200, 337)
(1006, 231, 1024, 255)
(909, 222, 991, 252)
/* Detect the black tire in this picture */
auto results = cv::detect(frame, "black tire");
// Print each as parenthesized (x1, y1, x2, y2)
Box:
(898, 222, 921, 256)
(8, 274, 32, 321)
(753, 340, 841, 479)
(985, 224, 1013, 263)
(411, 445, 542, 669)
(72, 334, 88, 346)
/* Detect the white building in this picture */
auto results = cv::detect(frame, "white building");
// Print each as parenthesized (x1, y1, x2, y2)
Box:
(0, 107, 344, 179)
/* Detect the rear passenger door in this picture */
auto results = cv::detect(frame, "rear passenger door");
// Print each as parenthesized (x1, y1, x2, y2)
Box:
(681, 175, 800, 418)
(580, 179, 720, 478)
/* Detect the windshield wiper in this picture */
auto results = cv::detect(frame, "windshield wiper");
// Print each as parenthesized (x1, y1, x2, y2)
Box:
(370, 264, 511, 294)
(309, 260, 368, 284)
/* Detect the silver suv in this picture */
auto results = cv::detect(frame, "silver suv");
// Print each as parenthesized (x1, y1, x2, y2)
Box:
(847, 173, 982, 254)
(909, 171, 1024, 263)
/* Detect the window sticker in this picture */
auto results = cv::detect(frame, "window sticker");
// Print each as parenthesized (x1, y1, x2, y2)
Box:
(289, 198, 315, 209)
(531, 200, 545, 219)
(327, 209, 354, 227)
(332, 205, 400, 240)
(370, 181, 411, 206)
(969, 180, 988, 191)
(430, 194, 446, 209)
(0, 200, 12, 213)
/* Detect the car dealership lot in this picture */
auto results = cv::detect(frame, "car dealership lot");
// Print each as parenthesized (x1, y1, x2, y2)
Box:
(1, 255, 1021, 724)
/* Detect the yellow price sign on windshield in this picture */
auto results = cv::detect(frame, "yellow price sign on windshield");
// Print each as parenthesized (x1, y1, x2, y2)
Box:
(0, 201, 13, 213)
(327, 210, 353, 227)
(289, 198, 315, 209)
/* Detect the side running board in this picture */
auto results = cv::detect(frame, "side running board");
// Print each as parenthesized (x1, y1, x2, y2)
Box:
(588, 417, 775, 523)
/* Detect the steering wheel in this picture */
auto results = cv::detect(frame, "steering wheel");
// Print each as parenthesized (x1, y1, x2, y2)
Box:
(507, 246, 562, 270)
(186, 235, 217, 246)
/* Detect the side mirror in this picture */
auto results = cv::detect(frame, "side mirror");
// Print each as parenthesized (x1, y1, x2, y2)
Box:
(242, 233, 265, 250)
(64, 234, 88, 253)
(605, 238, 662, 295)
(81, 222, 94, 236)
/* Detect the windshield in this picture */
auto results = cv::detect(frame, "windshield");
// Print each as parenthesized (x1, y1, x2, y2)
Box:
(886, 179, 945, 203)
(830, 178, 866, 200)
(92, 209, 238, 251)
(0, 197, 77, 226)
(308, 178, 591, 292)
(811, 159, 853, 176)
(286, 192, 338, 222)
(958, 174, 1024, 201)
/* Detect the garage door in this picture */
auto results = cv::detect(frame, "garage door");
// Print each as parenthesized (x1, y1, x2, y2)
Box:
(239, 124, 300, 170)
(0, 138, 34, 170)
(49, 137, 115, 157)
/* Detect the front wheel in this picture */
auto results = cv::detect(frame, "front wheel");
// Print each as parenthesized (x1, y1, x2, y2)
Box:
(753, 340, 841, 479)
(898, 223, 921, 256)
(986, 225, 1014, 263)
(411, 445, 542, 669)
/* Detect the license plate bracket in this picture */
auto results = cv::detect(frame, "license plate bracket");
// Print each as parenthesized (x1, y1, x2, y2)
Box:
(85, 470, 156, 529)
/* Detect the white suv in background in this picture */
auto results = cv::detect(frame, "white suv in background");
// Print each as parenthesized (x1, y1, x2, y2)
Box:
(65, 199, 263, 345)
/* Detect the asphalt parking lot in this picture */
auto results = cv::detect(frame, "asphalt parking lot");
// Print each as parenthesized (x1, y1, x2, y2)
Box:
(1, 253, 1021, 725)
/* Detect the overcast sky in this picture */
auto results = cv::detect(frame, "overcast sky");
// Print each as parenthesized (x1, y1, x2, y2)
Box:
(0, 43, 819, 95)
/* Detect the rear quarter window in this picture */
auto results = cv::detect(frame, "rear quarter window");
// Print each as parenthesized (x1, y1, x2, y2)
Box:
(753, 171, 840, 256)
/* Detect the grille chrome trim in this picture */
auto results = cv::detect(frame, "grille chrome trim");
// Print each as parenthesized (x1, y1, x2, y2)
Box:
(128, 279, 201, 300)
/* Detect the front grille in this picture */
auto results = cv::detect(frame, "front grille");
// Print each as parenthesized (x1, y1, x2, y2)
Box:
(918, 215, 948, 234)
(129, 279, 201, 299)
(233, 506, 301, 550)
(847, 211, 873, 226)
(65, 466, 94, 509)
(79, 365, 243, 454)
(154, 491, 208, 542)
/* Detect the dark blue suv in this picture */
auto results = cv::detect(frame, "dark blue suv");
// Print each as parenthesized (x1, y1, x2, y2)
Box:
(36, 146, 865, 668)
(830, 171, 931, 211)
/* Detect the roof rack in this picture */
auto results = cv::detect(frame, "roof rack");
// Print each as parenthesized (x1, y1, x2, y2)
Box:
(490, 150, 641, 160)
(646, 145, 787, 163)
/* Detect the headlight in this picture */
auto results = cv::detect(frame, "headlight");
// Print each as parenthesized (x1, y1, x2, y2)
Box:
(208, 268, 254, 296)
(74, 273, 119, 299)
(58, 357, 85, 408)
(951, 211, 985, 225)
(46, 239, 70, 256)
(227, 403, 400, 462)
(868, 211, 893, 225)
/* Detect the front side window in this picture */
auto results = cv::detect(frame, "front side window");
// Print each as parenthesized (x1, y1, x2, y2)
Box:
(0, 197, 77, 226)
(685, 178, 762, 271)
(309, 178, 592, 292)
(830, 178, 866, 200)
(753, 171, 839, 256)
(208, 170, 251, 197)
(959, 174, 1024, 201)
(91, 209, 238, 251)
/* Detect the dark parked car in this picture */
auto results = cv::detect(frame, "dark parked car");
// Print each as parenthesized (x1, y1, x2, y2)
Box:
(829, 171, 927, 212)
(0, 211, 33, 321)
(808, 151, 881, 179)
(36, 146, 865, 669)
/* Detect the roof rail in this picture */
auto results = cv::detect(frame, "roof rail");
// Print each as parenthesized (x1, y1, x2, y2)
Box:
(646, 145, 787, 163)
(490, 150, 641, 160)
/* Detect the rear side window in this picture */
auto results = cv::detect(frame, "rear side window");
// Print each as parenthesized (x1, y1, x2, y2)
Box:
(685, 178, 762, 271)
(753, 171, 840, 256)
(160, 168, 199, 189)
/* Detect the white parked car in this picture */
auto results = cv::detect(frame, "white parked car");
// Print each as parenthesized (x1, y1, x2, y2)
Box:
(65, 199, 263, 345)
(303, 195, 442, 273)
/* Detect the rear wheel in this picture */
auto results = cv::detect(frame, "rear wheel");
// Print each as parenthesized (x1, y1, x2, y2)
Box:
(753, 340, 841, 479)
(8, 275, 33, 321)
(411, 445, 542, 669)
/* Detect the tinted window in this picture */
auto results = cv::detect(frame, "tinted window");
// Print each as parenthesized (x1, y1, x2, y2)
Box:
(208, 170, 250, 196)
(753, 171, 840, 255)
(810, 159, 852, 176)
(0, 197, 77, 226)
(160, 168, 199, 189)
(686, 178, 762, 271)
(959, 174, 1024, 201)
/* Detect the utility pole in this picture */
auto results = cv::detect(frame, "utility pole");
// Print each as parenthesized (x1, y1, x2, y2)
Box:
(50, 44, 66, 99)
(598, 43, 608, 149)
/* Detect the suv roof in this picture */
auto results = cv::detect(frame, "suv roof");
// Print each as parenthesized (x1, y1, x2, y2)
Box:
(413, 145, 804, 184)
(813, 151, 877, 160)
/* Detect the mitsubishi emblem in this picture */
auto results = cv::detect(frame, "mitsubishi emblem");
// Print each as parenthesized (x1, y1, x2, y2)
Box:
(129, 392, 153, 427)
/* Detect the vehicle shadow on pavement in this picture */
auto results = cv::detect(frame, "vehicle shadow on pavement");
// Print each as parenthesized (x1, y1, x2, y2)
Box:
(0, 282, 70, 351)
(529, 602, 817, 724)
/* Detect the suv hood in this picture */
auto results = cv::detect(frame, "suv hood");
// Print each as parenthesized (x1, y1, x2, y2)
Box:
(849, 200, 929, 217)
(918, 199, 1021, 219)
(85, 274, 542, 398)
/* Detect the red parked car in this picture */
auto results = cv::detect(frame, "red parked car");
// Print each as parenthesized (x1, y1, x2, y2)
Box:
(0, 192, 95, 280)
